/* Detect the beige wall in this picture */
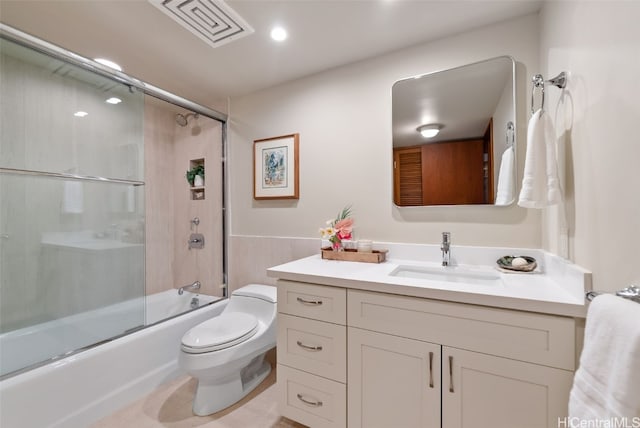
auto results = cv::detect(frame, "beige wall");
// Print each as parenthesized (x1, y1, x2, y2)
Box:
(228, 236, 318, 293)
(539, 1, 640, 291)
(227, 14, 541, 288)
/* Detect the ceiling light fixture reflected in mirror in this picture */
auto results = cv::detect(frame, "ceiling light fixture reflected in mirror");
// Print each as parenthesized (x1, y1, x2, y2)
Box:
(105, 97, 122, 104)
(73, 111, 88, 117)
(417, 124, 442, 138)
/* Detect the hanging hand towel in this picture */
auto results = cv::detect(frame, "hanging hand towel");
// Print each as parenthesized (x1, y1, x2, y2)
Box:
(126, 186, 136, 213)
(569, 294, 640, 418)
(62, 180, 83, 213)
(495, 146, 515, 205)
(518, 109, 561, 208)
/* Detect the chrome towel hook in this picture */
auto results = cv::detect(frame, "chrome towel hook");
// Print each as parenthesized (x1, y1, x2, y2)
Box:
(506, 121, 515, 147)
(531, 71, 567, 115)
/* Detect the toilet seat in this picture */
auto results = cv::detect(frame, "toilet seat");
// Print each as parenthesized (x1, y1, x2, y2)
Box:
(181, 312, 259, 354)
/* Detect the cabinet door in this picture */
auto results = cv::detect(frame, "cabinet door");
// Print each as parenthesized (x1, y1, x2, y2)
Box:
(443, 347, 574, 428)
(348, 327, 440, 428)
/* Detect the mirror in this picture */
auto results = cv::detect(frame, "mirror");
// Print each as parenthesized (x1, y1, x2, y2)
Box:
(392, 56, 516, 206)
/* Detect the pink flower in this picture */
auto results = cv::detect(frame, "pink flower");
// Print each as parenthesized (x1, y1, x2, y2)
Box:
(337, 231, 352, 240)
(334, 218, 353, 240)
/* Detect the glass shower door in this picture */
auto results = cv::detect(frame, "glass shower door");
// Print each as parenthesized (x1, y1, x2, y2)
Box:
(0, 37, 145, 377)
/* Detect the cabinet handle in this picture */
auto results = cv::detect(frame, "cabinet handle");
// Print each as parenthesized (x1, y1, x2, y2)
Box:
(297, 393, 323, 407)
(296, 297, 323, 306)
(428, 351, 434, 388)
(296, 340, 323, 351)
(448, 355, 454, 393)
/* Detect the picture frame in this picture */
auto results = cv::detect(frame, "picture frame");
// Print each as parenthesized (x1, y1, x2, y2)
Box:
(253, 133, 299, 200)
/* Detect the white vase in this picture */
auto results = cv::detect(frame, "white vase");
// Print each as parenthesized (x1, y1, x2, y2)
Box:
(194, 175, 204, 187)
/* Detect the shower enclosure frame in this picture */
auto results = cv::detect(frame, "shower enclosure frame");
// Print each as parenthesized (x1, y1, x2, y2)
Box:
(0, 23, 231, 377)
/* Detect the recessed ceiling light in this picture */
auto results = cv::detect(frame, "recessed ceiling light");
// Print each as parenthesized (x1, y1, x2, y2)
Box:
(94, 58, 122, 72)
(105, 97, 122, 105)
(270, 26, 287, 42)
(74, 111, 88, 117)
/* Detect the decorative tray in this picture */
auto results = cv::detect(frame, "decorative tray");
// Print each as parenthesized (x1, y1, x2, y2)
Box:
(496, 255, 537, 273)
(321, 248, 388, 263)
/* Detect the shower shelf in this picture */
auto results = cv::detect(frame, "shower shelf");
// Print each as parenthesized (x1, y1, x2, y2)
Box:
(188, 158, 205, 200)
(190, 186, 205, 200)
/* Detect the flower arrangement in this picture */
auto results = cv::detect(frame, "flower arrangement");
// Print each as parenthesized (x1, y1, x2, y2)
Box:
(319, 205, 353, 251)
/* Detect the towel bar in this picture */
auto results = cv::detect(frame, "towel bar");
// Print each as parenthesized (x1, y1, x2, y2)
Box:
(586, 285, 640, 303)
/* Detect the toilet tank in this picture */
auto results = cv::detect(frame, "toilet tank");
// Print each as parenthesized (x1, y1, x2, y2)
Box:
(232, 284, 277, 303)
(225, 284, 277, 322)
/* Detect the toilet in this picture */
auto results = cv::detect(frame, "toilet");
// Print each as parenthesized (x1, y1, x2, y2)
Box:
(179, 284, 277, 416)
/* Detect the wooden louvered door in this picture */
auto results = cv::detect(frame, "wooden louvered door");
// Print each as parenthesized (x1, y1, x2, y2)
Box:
(393, 147, 423, 206)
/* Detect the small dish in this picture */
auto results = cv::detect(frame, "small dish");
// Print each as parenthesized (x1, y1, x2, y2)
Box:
(496, 255, 537, 272)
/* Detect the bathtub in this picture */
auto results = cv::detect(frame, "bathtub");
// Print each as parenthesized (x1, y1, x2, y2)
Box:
(0, 289, 226, 428)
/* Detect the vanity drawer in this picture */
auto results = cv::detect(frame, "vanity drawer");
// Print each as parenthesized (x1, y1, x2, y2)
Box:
(278, 313, 347, 382)
(277, 280, 346, 324)
(278, 364, 346, 428)
(348, 289, 575, 370)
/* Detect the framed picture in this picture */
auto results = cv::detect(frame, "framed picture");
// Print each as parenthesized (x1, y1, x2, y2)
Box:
(253, 133, 299, 200)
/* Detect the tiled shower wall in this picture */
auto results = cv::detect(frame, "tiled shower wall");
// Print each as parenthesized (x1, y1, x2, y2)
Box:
(145, 99, 224, 298)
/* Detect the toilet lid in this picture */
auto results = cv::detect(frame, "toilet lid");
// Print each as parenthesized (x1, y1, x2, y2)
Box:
(181, 312, 259, 354)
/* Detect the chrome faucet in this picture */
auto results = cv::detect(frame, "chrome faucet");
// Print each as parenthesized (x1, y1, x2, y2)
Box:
(178, 280, 201, 295)
(441, 232, 451, 266)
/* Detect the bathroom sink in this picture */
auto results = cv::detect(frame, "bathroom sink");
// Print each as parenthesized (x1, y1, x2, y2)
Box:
(389, 265, 502, 285)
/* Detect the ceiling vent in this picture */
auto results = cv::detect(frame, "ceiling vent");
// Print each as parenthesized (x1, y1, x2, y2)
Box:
(149, 0, 254, 48)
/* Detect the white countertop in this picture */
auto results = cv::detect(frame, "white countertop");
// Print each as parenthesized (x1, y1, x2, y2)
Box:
(267, 249, 591, 318)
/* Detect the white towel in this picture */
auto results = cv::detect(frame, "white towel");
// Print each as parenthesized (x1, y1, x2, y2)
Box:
(62, 180, 83, 213)
(569, 295, 640, 419)
(518, 109, 562, 208)
(126, 186, 136, 213)
(495, 146, 514, 205)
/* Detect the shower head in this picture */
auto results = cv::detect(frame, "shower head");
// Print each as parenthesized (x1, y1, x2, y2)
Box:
(176, 113, 188, 126)
(176, 112, 199, 127)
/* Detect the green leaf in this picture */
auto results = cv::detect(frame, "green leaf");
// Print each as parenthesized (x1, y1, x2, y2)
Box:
(336, 205, 352, 221)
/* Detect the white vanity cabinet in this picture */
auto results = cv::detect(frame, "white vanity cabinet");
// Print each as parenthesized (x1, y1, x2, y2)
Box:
(276, 281, 577, 428)
(347, 289, 576, 428)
